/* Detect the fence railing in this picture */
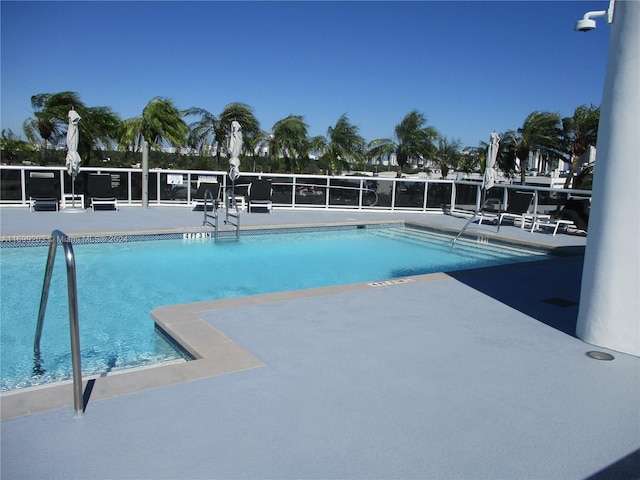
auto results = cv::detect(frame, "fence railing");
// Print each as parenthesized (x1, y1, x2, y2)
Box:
(0, 165, 591, 215)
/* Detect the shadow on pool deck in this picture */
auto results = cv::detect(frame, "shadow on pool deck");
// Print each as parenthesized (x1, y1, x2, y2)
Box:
(449, 256, 584, 337)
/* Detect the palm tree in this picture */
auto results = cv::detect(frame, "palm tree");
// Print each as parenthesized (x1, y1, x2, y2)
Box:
(23, 91, 83, 164)
(119, 97, 188, 152)
(459, 143, 487, 174)
(185, 107, 218, 158)
(77, 106, 120, 164)
(368, 110, 438, 178)
(185, 102, 262, 165)
(501, 111, 562, 185)
(313, 114, 365, 175)
(23, 91, 120, 165)
(433, 136, 463, 178)
(218, 103, 262, 162)
(270, 115, 310, 173)
(1, 129, 35, 164)
(561, 104, 599, 188)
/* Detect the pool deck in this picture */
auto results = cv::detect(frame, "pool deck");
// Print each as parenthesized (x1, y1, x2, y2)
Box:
(1, 206, 639, 479)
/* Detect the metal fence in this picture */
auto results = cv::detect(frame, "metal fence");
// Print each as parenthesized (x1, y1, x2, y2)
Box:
(0, 165, 591, 215)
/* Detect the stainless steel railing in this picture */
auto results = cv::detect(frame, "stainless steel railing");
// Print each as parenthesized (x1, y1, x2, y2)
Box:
(224, 183, 240, 239)
(34, 230, 84, 416)
(452, 198, 502, 246)
(202, 188, 220, 238)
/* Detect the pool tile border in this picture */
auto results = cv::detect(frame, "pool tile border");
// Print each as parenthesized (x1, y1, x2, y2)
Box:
(0, 220, 402, 248)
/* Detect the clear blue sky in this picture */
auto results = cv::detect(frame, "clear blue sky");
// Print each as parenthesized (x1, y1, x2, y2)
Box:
(1, 1, 610, 148)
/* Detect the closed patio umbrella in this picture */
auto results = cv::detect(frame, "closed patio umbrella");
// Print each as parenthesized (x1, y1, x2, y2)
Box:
(65, 109, 84, 211)
(228, 120, 242, 182)
(227, 120, 243, 208)
(482, 132, 500, 205)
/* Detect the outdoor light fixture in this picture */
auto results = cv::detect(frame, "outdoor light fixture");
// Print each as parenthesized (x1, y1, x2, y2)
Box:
(575, 0, 615, 31)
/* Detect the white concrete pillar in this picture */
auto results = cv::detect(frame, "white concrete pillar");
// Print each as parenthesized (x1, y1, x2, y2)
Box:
(576, 0, 640, 356)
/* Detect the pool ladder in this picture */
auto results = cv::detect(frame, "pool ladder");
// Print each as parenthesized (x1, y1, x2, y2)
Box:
(452, 198, 502, 246)
(203, 186, 240, 240)
(34, 230, 84, 417)
(224, 189, 240, 240)
(202, 188, 219, 236)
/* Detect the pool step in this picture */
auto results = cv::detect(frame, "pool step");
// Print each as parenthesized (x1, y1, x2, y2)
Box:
(371, 227, 538, 261)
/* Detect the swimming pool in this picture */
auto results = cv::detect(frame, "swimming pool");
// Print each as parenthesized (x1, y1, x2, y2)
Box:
(0, 225, 549, 391)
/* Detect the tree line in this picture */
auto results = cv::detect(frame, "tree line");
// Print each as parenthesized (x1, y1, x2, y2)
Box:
(1, 91, 599, 187)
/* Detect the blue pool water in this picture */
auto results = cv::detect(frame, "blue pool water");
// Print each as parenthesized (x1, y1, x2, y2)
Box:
(0, 226, 548, 391)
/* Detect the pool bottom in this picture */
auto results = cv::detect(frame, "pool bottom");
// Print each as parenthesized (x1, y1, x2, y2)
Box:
(2, 325, 193, 393)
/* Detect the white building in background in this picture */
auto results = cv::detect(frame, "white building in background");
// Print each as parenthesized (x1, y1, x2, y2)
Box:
(161, 146, 198, 155)
(522, 145, 597, 179)
(576, 145, 597, 174)
(255, 136, 271, 157)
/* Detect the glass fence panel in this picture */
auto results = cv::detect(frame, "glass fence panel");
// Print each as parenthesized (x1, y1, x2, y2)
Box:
(105, 171, 129, 201)
(130, 172, 143, 201)
(268, 177, 293, 204)
(482, 186, 506, 212)
(453, 183, 479, 212)
(191, 173, 224, 201)
(536, 190, 567, 214)
(361, 178, 380, 207)
(371, 179, 393, 208)
(426, 183, 452, 209)
(329, 178, 362, 207)
(160, 172, 190, 202)
(227, 175, 250, 197)
(295, 177, 326, 206)
(1, 169, 23, 201)
(485, 187, 504, 201)
(395, 181, 425, 208)
(147, 172, 158, 201)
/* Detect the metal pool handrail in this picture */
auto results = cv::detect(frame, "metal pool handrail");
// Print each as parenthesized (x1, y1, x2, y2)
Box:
(202, 188, 219, 236)
(34, 230, 83, 417)
(452, 198, 502, 246)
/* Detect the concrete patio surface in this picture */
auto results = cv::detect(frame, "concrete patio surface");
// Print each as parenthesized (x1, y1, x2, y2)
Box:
(1, 206, 638, 479)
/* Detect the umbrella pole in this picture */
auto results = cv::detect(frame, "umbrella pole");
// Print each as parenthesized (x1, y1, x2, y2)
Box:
(232, 178, 236, 207)
(71, 173, 76, 208)
(480, 187, 486, 213)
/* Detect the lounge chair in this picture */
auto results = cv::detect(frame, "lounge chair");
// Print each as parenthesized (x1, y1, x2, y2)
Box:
(88, 174, 118, 210)
(192, 181, 220, 210)
(497, 191, 534, 228)
(28, 172, 59, 211)
(559, 198, 590, 231)
(247, 179, 273, 213)
(478, 191, 534, 228)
